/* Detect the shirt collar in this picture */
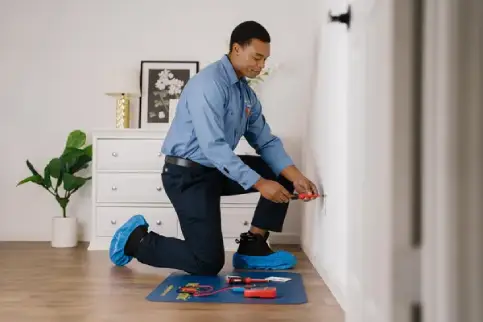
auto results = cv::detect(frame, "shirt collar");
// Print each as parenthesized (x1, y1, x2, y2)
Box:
(221, 55, 246, 85)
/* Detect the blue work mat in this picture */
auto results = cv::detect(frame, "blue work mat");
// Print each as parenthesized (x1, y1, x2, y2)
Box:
(146, 271, 307, 304)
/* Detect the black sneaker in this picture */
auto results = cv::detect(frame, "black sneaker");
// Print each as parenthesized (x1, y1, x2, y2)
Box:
(264, 231, 270, 241)
(235, 231, 274, 256)
(232, 231, 297, 269)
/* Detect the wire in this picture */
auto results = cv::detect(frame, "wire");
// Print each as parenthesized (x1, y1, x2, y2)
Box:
(192, 286, 241, 297)
(178, 283, 261, 297)
(190, 284, 260, 297)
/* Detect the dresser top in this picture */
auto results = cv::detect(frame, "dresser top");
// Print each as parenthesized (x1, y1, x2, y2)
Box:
(92, 128, 248, 142)
(92, 128, 169, 139)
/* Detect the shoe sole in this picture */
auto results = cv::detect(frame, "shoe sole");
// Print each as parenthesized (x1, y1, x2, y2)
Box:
(232, 251, 297, 270)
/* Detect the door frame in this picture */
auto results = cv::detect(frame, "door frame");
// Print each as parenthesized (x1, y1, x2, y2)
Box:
(422, 0, 483, 321)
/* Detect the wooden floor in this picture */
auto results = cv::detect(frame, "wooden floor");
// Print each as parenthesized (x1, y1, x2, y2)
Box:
(0, 242, 344, 322)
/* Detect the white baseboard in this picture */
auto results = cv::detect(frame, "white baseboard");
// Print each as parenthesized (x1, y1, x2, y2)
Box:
(268, 232, 300, 244)
(301, 243, 347, 311)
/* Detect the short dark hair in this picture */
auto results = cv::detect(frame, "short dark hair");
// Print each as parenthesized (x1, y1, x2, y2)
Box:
(229, 21, 270, 52)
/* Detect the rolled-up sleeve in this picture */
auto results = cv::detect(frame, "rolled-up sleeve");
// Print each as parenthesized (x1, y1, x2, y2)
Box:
(244, 99, 294, 176)
(186, 80, 261, 190)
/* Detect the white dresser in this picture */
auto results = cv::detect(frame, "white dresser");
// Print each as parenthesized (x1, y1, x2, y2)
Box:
(88, 129, 261, 251)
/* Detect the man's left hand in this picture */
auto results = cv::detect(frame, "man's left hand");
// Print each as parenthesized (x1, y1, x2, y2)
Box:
(293, 176, 319, 201)
(280, 165, 320, 201)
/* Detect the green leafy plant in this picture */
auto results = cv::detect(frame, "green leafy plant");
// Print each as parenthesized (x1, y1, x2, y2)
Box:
(17, 130, 92, 218)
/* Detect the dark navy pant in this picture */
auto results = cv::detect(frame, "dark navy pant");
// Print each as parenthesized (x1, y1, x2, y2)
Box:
(134, 155, 293, 275)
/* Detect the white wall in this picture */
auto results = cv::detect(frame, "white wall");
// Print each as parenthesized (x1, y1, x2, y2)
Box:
(300, 0, 349, 308)
(301, 0, 349, 308)
(302, 1, 420, 321)
(0, 0, 319, 241)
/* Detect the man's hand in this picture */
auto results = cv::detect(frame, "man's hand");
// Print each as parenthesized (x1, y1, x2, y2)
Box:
(253, 178, 292, 203)
(281, 165, 319, 201)
(292, 176, 319, 201)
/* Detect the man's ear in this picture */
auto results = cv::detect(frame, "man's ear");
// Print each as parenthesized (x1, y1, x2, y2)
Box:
(233, 43, 239, 54)
(233, 43, 243, 55)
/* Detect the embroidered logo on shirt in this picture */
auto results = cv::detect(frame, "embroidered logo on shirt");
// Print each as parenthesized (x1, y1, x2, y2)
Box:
(244, 97, 253, 117)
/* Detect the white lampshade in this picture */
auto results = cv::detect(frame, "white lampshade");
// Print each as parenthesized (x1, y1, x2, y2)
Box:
(104, 67, 140, 97)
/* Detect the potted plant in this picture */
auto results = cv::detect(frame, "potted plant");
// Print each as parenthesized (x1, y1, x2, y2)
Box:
(17, 130, 92, 248)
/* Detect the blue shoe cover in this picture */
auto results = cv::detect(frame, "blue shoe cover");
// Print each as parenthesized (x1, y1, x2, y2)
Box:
(109, 214, 148, 266)
(232, 250, 297, 270)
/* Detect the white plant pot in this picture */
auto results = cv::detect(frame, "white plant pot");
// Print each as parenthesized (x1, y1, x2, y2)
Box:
(51, 216, 78, 248)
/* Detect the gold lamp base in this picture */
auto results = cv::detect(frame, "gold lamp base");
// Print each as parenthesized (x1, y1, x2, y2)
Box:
(106, 92, 138, 129)
(116, 94, 130, 128)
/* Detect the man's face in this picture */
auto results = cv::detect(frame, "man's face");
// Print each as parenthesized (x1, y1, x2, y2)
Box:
(233, 39, 270, 78)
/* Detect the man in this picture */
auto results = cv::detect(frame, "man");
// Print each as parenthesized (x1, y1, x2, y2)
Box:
(109, 21, 319, 275)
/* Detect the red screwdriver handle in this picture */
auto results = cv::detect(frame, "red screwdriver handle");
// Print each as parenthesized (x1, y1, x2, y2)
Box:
(245, 278, 268, 283)
(291, 193, 320, 200)
(227, 276, 268, 284)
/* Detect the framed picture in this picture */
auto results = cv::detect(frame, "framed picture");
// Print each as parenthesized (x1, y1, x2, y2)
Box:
(139, 60, 199, 129)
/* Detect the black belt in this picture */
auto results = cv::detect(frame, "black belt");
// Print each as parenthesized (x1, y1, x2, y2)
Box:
(165, 156, 204, 168)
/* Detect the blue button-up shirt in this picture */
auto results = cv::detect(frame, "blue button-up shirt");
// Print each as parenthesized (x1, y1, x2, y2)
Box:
(161, 55, 294, 190)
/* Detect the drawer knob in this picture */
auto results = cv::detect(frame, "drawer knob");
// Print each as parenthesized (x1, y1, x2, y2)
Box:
(111, 219, 117, 225)
(112, 186, 117, 191)
(112, 152, 118, 157)
(243, 221, 249, 226)
(156, 220, 162, 225)
(157, 152, 162, 157)
(156, 186, 162, 191)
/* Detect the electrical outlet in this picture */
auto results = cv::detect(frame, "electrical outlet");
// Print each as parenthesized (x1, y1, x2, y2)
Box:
(319, 190, 327, 216)
(316, 181, 327, 216)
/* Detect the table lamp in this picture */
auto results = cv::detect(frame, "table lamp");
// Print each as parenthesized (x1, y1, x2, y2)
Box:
(105, 69, 140, 128)
(105, 92, 139, 128)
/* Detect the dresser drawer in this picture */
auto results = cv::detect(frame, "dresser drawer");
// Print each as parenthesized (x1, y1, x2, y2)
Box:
(96, 206, 178, 237)
(96, 172, 169, 203)
(96, 138, 165, 170)
(221, 192, 260, 204)
(220, 207, 254, 237)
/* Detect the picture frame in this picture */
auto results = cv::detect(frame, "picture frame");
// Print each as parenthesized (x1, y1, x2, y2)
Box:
(139, 60, 199, 129)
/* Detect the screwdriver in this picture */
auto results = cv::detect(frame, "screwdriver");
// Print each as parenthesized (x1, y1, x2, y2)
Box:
(226, 276, 268, 284)
(290, 193, 320, 200)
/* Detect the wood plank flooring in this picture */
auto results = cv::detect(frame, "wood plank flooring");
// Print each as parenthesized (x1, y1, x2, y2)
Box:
(0, 242, 344, 322)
